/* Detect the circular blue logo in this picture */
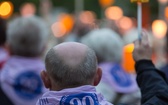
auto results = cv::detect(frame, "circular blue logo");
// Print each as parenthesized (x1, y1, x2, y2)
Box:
(110, 64, 132, 87)
(14, 71, 43, 100)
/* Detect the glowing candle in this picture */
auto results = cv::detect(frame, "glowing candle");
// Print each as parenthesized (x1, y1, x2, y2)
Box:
(122, 43, 135, 73)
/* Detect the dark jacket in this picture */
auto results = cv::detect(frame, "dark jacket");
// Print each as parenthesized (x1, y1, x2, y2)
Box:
(135, 60, 168, 105)
(160, 64, 168, 81)
(0, 86, 14, 105)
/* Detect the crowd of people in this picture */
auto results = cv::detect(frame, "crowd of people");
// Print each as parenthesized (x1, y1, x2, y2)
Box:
(0, 9, 168, 105)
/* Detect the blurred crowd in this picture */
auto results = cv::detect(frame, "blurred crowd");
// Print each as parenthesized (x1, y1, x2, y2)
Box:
(0, 1, 168, 105)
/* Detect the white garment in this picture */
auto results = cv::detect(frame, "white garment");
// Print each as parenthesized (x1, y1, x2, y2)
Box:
(0, 56, 48, 105)
(96, 62, 141, 104)
(36, 85, 113, 105)
(0, 47, 8, 69)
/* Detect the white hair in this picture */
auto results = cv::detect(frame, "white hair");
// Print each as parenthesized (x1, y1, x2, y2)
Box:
(7, 16, 49, 57)
(123, 28, 138, 45)
(81, 28, 124, 63)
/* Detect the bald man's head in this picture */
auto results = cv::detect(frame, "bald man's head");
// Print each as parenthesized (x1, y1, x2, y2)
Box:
(53, 42, 88, 68)
(45, 42, 98, 89)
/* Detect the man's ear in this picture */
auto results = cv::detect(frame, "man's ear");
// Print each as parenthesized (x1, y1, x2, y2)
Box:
(93, 67, 102, 86)
(41, 70, 51, 89)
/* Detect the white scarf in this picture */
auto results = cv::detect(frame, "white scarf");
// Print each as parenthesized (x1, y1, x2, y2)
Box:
(0, 47, 9, 69)
(99, 62, 138, 93)
(36, 85, 113, 105)
(0, 56, 48, 105)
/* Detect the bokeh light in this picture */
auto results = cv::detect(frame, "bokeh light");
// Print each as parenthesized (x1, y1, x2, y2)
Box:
(0, 1, 13, 19)
(20, 3, 36, 17)
(51, 22, 67, 38)
(122, 43, 135, 74)
(52, 13, 74, 38)
(99, 0, 115, 8)
(79, 11, 96, 24)
(59, 14, 74, 34)
(152, 20, 167, 39)
(165, 6, 168, 20)
(118, 16, 133, 31)
(105, 6, 123, 20)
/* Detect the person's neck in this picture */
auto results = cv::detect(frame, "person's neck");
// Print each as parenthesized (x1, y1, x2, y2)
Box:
(50, 84, 92, 91)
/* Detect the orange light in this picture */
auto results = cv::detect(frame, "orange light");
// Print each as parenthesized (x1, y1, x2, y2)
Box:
(59, 14, 74, 34)
(51, 13, 74, 38)
(0, 1, 13, 19)
(165, 7, 168, 20)
(105, 6, 123, 20)
(122, 43, 135, 73)
(99, 0, 115, 8)
(51, 22, 67, 38)
(152, 20, 167, 39)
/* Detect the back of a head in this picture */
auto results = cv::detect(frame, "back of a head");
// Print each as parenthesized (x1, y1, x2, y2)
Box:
(7, 16, 48, 57)
(81, 28, 124, 63)
(0, 18, 7, 46)
(45, 42, 98, 89)
(123, 28, 138, 45)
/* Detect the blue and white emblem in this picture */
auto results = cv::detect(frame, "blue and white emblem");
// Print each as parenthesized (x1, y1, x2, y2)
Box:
(14, 71, 43, 100)
(60, 93, 100, 105)
(110, 64, 132, 87)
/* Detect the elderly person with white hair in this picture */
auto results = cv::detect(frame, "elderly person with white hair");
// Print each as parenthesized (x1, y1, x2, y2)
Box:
(0, 16, 49, 105)
(81, 28, 140, 105)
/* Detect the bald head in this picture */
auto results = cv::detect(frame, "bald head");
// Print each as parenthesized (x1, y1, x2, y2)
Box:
(53, 42, 88, 68)
(45, 42, 98, 89)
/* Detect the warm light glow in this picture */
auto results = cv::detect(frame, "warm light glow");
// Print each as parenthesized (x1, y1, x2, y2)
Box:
(0, 1, 13, 19)
(105, 6, 123, 20)
(122, 43, 135, 73)
(124, 43, 134, 53)
(59, 14, 74, 34)
(20, 3, 36, 17)
(51, 13, 74, 38)
(152, 20, 167, 39)
(99, 0, 115, 8)
(118, 16, 133, 31)
(165, 7, 168, 20)
(51, 22, 67, 38)
(158, 0, 168, 4)
(79, 11, 96, 24)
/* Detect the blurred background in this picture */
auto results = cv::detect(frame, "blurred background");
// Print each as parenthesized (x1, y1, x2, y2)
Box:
(0, 0, 160, 24)
(0, 0, 165, 38)
(1, 0, 168, 75)
(1, 0, 168, 104)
